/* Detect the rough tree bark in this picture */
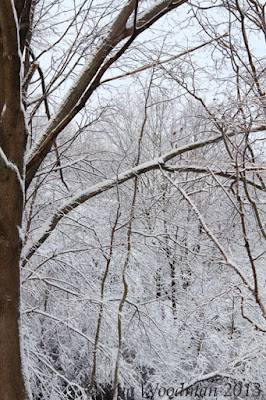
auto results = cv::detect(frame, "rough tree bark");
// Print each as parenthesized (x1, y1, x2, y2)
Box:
(0, 1, 31, 399)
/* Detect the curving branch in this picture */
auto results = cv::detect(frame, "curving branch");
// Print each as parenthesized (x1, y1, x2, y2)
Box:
(25, 0, 187, 187)
(22, 130, 265, 263)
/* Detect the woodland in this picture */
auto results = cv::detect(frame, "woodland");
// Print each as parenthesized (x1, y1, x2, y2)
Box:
(0, 1, 265, 399)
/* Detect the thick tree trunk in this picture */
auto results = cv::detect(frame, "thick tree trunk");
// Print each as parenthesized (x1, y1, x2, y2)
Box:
(0, 41, 4, 115)
(0, 1, 30, 398)
(0, 174, 27, 399)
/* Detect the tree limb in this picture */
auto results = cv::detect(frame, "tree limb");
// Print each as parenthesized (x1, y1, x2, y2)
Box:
(25, 0, 187, 186)
(22, 130, 264, 263)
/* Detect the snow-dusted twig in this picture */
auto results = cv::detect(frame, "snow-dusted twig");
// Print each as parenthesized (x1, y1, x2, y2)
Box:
(22, 131, 264, 263)
(160, 169, 265, 318)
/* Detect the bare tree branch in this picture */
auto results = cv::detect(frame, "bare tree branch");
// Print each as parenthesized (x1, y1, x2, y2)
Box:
(23, 129, 266, 263)
(25, 0, 188, 187)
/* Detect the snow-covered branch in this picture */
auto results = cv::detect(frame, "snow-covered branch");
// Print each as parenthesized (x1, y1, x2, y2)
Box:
(23, 130, 265, 263)
(23, 132, 224, 260)
(161, 170, 266, 318)
(161, 164, 264, 190)
(25, 0, 187, 186)
(0, 146, 23, 189)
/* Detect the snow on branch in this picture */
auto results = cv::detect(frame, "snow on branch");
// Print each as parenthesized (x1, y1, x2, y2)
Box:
(22, 130, 262, 263)
(25, 0, 188, 186)
(161, 164, 264, 190)
(125, 0, 187, 32)
(0, 146, 23, 190)
(161, 170, 266, 318)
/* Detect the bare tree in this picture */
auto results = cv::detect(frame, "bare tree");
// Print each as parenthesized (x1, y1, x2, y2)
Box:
(1, 0, 265, 399)
(0, 1, 190, 398)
